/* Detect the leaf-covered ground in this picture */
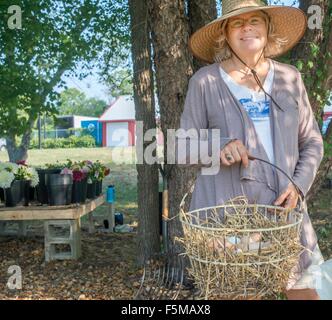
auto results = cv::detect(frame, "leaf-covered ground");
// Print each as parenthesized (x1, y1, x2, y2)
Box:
(0, 229, 141, 300)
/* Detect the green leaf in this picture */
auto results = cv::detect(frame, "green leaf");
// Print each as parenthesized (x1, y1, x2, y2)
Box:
(296, 60, 304, 71)
(307, 61, 314, 69)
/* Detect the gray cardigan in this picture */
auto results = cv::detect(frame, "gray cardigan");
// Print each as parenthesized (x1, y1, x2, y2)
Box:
(177, 59, 324, 285)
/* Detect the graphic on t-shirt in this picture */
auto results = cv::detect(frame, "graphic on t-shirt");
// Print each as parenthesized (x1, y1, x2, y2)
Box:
(239, 98, 270, 121)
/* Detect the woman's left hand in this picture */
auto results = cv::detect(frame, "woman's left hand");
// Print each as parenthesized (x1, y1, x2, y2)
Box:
(274, 183, 299, 209)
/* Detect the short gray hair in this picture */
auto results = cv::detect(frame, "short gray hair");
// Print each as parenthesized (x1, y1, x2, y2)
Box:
(214, 10, 289, 62)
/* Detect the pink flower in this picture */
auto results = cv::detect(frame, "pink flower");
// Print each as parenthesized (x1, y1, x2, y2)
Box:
(73, 170, 87, 182)
(16, 160, 27, 166)
(61, 168, 72, 175)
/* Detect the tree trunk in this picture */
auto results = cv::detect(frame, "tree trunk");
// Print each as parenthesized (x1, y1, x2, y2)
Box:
(129, 0, 160, 265)
(148, 0, 217, 251)
(148, 0, 196, 251)
(291, 0, 332, 202)
(188, 0, 217, 71)
(5, 120, 34, 162)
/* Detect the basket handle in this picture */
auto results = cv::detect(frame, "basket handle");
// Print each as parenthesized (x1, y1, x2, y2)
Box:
(248, 155, 304, 210)
(180, 154, 304, 212)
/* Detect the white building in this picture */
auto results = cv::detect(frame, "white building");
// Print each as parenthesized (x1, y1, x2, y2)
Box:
(99, 95, 163, 147)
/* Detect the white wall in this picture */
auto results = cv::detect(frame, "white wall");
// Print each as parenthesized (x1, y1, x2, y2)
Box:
(100, 96, 135, 121)
(106, 122, 129, 147)
(73, 116, 98, 128)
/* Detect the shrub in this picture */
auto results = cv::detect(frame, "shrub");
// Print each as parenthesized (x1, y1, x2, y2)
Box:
(29, 135, 96, 149)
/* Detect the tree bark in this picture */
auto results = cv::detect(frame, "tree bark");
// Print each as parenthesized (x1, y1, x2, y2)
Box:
(5, 119, 34, 162)
(148, 0, 196, 250)
(148, 0, 217, 251)
(188, 0, 217, 71)
(129, 0, 160, 265)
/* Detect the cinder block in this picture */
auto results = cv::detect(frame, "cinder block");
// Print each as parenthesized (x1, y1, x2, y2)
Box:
(0, 221, 28, 237)
(44, 219, 81, 262)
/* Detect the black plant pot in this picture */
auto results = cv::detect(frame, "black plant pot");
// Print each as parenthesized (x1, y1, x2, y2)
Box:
(3, 180, 23, 207)
(72, 178, 88, 204)
(0, 188, 4, 202)
(46, 174, 73, 206)
(96, 180, 103, 196)
(87, 181, 97, 199)
(36, 168, 61, 204)
(21, 180, 32, 206)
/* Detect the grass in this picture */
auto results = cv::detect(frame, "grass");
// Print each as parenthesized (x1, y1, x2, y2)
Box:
(0, 147, 137, 167)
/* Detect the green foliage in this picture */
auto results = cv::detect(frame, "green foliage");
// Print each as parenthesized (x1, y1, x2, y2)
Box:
(58, 88, 107, 117)
(102, 68, 133, 98)
(30, 135, 96, 149)
(317, 223, 332, 240)
(0, 0, 130, 150)
(324, 140, 332, 158)
(292, 43, 331, 118)
(44, 161, 68, 170)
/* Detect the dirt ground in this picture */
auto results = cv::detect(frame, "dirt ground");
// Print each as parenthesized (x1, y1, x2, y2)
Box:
(0, 188, 331, 300)
(0, 228, 140, 300)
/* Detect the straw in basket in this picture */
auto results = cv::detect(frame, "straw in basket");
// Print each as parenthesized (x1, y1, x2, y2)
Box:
(178, 155, 305, 300)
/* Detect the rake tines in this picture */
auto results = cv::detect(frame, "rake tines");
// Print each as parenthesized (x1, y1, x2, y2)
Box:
(134, 252, 186, 300)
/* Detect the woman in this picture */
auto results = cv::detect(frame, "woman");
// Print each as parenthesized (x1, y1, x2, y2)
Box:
(179, 0, 325, 299)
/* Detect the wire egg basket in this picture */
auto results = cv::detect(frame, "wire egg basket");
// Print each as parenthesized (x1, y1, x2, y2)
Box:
(178, 157, 305, 300)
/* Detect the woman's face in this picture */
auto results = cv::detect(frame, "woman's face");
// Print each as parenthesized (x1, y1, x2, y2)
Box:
(226, 12, 268, 56)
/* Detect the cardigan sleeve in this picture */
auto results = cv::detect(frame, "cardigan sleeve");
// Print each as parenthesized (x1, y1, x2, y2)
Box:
(292, 71, 324, 197)
(174, 76, 236, 171)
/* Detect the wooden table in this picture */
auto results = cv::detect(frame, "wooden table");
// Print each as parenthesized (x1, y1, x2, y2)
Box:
(0, 195, 113, 261)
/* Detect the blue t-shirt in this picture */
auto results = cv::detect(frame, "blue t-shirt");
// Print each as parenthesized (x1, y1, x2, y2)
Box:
(219, 60, 275, 164)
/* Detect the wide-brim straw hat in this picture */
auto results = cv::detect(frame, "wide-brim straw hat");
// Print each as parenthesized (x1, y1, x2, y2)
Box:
(189, 0, 307, 63)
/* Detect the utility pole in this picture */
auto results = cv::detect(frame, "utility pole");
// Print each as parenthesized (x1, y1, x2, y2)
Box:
(38, 113, 42, 149)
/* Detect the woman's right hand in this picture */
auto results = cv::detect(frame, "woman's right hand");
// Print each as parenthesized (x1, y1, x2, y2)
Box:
(220, 139, 249, 168)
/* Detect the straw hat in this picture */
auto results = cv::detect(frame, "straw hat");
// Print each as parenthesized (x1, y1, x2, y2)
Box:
(189, 0, 307, 63)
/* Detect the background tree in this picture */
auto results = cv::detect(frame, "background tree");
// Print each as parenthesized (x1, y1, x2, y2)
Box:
(188, 0, 217, 71)
(0, 0, 129, 162)
(129, 0, 160, 264)
(58, 88, 107, 117)
(104, 68, 133, 97)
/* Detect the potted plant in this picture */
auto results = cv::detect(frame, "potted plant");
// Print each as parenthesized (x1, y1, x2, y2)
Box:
(15, 161, 39, 206)
(0, 162, 18, 207)
(66, 160, 89, 204)
(36, 161, 67, 204)
(86, 161, 98, 199)
(46, 167, 73, 206)
(97, 163, 110, 196)
(85, 161, 109, 199)
(14, 161, 39, 206)
(0, 162, 39, 207)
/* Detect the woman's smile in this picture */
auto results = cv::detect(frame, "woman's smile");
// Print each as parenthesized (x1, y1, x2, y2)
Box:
(240, 36, 259, 41)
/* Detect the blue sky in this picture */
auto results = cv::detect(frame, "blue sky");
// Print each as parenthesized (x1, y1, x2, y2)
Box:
(63, 0, 300, 103)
